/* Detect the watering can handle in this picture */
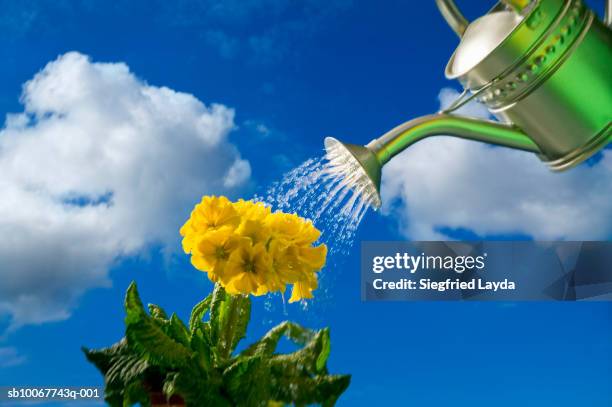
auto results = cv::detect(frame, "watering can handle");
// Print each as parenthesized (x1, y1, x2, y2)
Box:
(434, 0, 532, 37)
(435, 0, 469, 37)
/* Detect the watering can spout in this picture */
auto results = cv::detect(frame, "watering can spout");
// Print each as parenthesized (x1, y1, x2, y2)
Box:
(366, 113, 540, 165)
(324, 113, 540, 209)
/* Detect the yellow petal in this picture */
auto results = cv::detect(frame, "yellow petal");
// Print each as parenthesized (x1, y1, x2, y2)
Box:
(179, 219, 192, 237)
(191, 254, 214, 273)
(194, 236, 217, 258)
(226, 273, 258, 295)
(181, 235, 195, 254)
(253, 284, 269, 296)
(289, 281, 314, 303)
(297, 244, 327, 270)
(296, 221, 321, 245)
(210, 258, 228, 281)
(237, 219, 272, 245)
(235, 199, 271, 221)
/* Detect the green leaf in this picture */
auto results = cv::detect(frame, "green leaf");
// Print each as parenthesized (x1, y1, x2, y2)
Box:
(122, 381, 150, 407)
(269, 374, 351, 407)
(102, 388, 124, 407)
(241, 321, 313, 358)
(106, 353, 150, 388)
(269, 329, 330, 376)
(189, 295, 212, 332)
(167, 313, 190, 347)
(190, 329, 213, 373)
(123, 282, 192, 369)
(124, 282, 146, 325)
(209, 284, 251, 360)
(223, 355, 270, 405)
(162, 372, 179, 398)
(317, 375, 351, 407)
(148, 303, 168, 320)
(316, 328, 331, 372)
(209, 284, 227, 343)
(264, 328, 336, 406)
(82, 340, 126, 376)
(165, 370, 230, 406)
(220, 294, 251, 358)
(85, 339, 149, 387)
(83, 339, 152, 407)
(126, 316, 192, 369)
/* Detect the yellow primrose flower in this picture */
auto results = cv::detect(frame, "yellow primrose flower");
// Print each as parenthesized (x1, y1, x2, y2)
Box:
(191, 229, 244, 282)
(180, 196, 241, 253)
(234, 199, 271, 221)
(236, 219, 272, 246)
(180, 195, 327, 301)
(224, 242, 274, 296)
(268, 241, 306, 284)
(266, 212, 321, 246)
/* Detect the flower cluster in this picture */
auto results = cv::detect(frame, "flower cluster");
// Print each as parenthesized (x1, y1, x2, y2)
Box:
(180, 196, 327, 302)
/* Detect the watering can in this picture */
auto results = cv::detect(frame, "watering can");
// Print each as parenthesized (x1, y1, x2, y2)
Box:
(325, 0, 611, 209)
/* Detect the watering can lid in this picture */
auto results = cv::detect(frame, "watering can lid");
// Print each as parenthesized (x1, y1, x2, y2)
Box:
(442, 0, 566, 85)
(448, 10, 523, 78)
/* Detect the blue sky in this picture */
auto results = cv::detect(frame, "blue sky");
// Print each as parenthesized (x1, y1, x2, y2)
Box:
(0, 1, 611, 406)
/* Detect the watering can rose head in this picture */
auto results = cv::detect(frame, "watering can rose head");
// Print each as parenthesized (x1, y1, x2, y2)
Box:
(180, 195, 326, 302)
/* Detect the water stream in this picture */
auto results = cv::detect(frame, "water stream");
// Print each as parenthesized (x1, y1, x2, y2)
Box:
(259, 156, 372, 258)
(255, 152, 374, 316)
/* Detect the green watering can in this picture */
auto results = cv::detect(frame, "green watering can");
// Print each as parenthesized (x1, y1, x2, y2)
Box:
(325, 0, 611, 209)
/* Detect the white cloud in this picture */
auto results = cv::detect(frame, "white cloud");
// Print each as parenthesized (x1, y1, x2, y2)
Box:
(380, 88, 612, 240)
(0, 52, 250, 330)
(0, 347, 26, 368)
